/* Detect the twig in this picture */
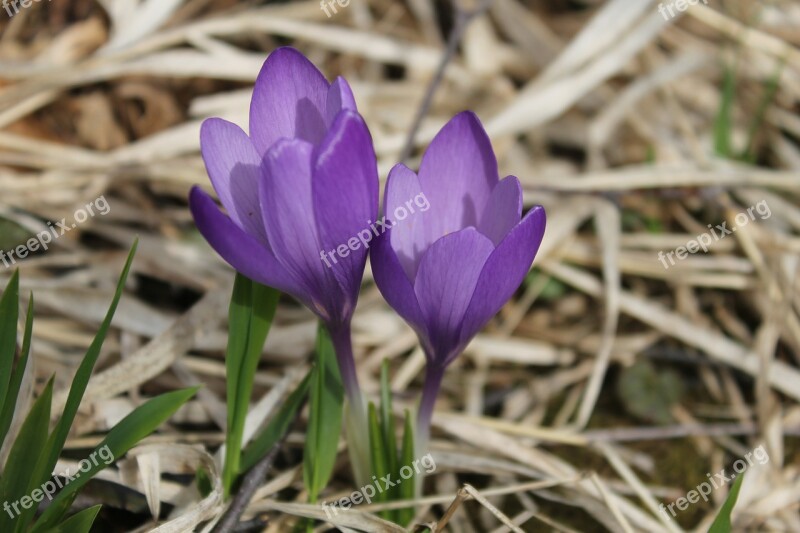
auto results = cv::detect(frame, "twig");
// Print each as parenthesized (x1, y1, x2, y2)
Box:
(433, 486, 470, 532)
(399, 0, 495, 164)
(212, 404, 306, 533)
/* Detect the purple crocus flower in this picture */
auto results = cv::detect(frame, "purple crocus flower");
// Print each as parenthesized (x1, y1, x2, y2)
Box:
(370, 111, 546, 450)
(189, 47, 378, 408)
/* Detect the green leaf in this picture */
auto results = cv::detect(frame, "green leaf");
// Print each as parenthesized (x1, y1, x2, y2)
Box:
(0, 293, 33, 450)
(51, 505, 102, 533)
(741, 59, 784, 163)
(223, 274, 280, 498)
(0, 270, 20, 422)
(708, 472, 745, 533)
(398, 409, 416, 526)
(240, 370, 311, 473)
(380, 360, 398, 477)
(303, 323, 344, 503)
(33, 386, 198, 531)
(368, 402, 391, 519)
(0, 377, 53, 533)
(20, 241, 138, 531)
(714, 62, 736, 158)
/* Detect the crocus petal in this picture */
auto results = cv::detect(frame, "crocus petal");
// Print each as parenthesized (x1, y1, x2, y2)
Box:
(384, 163, 429, 281)
(199, 118, 267, 243)
(370, 230, 426, 334)
(312, 111, 378, 306)
(457, 206, 546, 360)
(418, 111, 498, 245)
(414, 228, 494, 362)
(260, 138, 344, 320)
(189, 187, 307, 299)
(326, 77, 357, 128)
(478, 176, 522, 245)
(249, 47, 329, 155)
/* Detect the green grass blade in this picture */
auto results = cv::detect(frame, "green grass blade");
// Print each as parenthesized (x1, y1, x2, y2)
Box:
(223, 274, 280, 498)
(0, 293, 33, 449)
(0, 377, 53, 533)
(708, 473, 744, 533)
(741, 59, 784, 163)
(714, 62, 736, 158)
(398, 409, 416, 526)
(33, 386, 198, 531)
(380, 359, 398, 479)
(14, 243, 137, 531)
(368, 402, 392, 520)
(240, 370, 311, 473)
(0, 270, 20, 419)
(303, 323, 344, 503)
(51, 505, 102, 533)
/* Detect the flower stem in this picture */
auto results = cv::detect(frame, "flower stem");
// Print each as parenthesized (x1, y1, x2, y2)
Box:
(327, 323, 365, 420)
(327, 322, 370, 486)
(416, 363, 445, 455)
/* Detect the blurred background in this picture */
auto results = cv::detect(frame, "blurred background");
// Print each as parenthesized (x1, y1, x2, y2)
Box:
(0, 0, 799, 531)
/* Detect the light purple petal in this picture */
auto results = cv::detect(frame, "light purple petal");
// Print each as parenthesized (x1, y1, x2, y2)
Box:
(189, 187, 307, 299)
(199, 118, 267, 243)
(249, 47, 330, 155)
(418, 111, 498, 246)
(370, 231, 426, 337)
(457, 206, 546, 360)
(312, 111, 378, 307)
(414, 228, 494, 362)
(478, 176, 522, 245)
(384, 163, 430, 281)
(260, 138, 344, 321)
(326, 77, 357, 128)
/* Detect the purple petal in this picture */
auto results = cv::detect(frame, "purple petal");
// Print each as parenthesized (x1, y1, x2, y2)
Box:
(199, 118, 267, 243)
(326, 77, 357, 128)
(478, 176, 522, 245)
(189, 187, 306, 299)
(312, 111, 378, 305)
(260, 138, 344, 321)
(414, 228, 494, 362)
(418, 112, 498, 245)
(457, 206, 546, 359)
(370, 230, 426, 335)
(249, 47, 330, 156)
(384, 163, 430, 281)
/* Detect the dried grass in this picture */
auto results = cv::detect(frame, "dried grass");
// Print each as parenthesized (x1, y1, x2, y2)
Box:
(1, 0, 799, 531)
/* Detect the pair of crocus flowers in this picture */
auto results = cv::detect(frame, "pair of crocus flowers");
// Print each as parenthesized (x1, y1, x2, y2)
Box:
(190, 48, 546, 452)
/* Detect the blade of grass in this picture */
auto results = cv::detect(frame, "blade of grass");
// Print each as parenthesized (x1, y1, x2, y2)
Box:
(0, 270, 20, 422)
(714, 61, 736, 158)
(223, 274, 280, 498)
(18, 241, 138, 530)
(0, 294, 33, 449)
(708, 472, 744, 533)
(0, 377, 53, 533)
(240, 370, 311, 473)
(368, 402, 391, 520)
(397, 409, 416, 526)
(303, 323, 344, 504)
(33, 386, 199, 531)
(51, 505, 101, 533)
(741, 59, 784, 163)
